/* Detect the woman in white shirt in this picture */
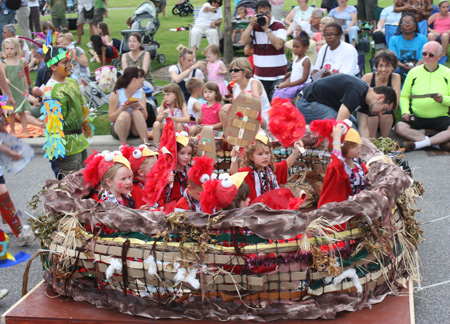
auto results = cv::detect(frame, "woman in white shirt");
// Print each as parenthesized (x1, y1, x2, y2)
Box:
(311, 22, 359, 78)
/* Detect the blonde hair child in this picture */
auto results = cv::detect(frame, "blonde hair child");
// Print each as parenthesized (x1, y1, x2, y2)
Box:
(230, 133, 304, 202)
(152, 83, 189, 145)
(0, 38, 31, 135)
(203, 44, 228, 96)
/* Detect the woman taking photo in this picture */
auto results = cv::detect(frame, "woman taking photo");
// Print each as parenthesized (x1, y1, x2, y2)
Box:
(169, 45, 205, 102)
(109, 67, 149, 144)
(361, 50, 400, 138)
(219, 57, 270, 128)
(122, 32, 153, 86)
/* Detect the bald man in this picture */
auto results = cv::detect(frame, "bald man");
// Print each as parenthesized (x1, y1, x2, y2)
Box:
(396, 41, 450, 151)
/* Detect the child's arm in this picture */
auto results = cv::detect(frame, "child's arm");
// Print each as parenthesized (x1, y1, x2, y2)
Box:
(21, 59, 28, 97)
(171, 103, 190, 124)
(280, 58, 311, 89)
(229, 146, 240, 175)
(285, 140, 304, 169)
(156, 104, 167, 122)
(0, 143, 21, 160)
(142, 51, 151, 74)
(192, 100, 202, 114)
(217, 61, 228, 76)
(195, 108, 203, 125)
(331, 125, 345, 153)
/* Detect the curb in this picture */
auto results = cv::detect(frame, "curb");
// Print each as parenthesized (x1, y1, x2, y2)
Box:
(22, 136, 147, 155)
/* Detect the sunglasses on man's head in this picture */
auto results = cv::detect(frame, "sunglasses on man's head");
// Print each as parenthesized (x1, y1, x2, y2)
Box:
(229, 68, 243, 73)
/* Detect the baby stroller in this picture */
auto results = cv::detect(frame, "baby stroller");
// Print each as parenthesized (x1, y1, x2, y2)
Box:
(172, 0, 194, 16)
(231, 0, 257, 50)
(112, 1, 165, 69)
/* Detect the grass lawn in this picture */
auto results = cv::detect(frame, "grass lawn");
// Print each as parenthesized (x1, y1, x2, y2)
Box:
(28, 0, 443, 134)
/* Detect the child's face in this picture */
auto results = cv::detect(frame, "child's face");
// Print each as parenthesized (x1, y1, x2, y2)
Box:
(163, 91, 177, 105)
(52, 57, 72, 78)
(3, 43, 16, 58)
(440, 2, 449, 13)
(128, 36, 140, 51)
(203, 88, 216, 102)
(292, 40, 307, 56)
(240, 197, 250, 208)
(251, 145, 271, 170)
(188, 183, 203, 201)
(205, 51, 218, 63)
(346, 143, 362, 159)
(137, 156, 157, 179)
(107, 166, 133, 195)
(238, 8, 247, 18)
(177, 145, 193, 168)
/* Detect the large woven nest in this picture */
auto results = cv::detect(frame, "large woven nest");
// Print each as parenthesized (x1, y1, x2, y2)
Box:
(36, 138, 423, 321)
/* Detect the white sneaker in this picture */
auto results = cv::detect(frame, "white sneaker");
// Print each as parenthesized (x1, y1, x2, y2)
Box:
(0, 222, 13, 234)
(0, 289, 8, 300)
(87, 42, 93, 48)
(90, 57, 96, 63)
(16, 225, 35, 247)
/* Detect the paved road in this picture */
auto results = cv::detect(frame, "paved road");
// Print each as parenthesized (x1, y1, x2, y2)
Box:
(0, 143, 449, 323)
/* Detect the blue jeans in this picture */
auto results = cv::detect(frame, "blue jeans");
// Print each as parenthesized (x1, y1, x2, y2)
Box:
(0, 10, 16, 44)
(295, 98, 357, 126)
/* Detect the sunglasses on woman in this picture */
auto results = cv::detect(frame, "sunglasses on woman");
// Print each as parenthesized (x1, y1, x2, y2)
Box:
(229, 68, 243, 73)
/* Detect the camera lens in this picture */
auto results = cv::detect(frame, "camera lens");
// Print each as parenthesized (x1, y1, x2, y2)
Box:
(257, 13, 266, 26)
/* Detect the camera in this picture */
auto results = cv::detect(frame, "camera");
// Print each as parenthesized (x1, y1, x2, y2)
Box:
(256, 13, 267, 26)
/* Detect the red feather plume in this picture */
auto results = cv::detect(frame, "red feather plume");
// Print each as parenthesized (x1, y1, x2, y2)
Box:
(268, 97, 306, 147)
(200, 179, 220, 214)
(143, 119, 177, 206)
(188, 155, 215, 186)
(119, 144, 134, 160)
(309, 118, 336, 146)
(82, 151, 103, 187)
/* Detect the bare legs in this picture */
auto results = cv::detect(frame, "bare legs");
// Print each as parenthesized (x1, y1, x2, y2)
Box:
(428, 32, 450, 56)
(114, 110, 149, 144)
(368, 114, 394, 138)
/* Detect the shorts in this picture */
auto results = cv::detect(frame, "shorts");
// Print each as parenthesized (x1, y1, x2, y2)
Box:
(93, 8, 106, 25)
(110, 123, 139, 140)
(52, 17, 68, 29)
(0, 175, 5, 184)
(77, 10, 94, 24)
(51, 149, 88, 179)
(398, 115, 450, 132)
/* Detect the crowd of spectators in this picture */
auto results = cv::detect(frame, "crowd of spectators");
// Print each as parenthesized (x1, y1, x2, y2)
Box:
(0, 0, 449, 153)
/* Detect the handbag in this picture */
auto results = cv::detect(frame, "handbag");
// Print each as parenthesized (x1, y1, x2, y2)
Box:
(282, 165, 317, 208)
(83, 7, 94, 19)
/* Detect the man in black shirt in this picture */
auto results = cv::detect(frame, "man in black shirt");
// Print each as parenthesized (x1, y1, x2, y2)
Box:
(295, 74, 397, 137)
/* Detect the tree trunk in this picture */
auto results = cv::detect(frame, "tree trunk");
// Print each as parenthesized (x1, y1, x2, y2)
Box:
(223, 0, 232, 64)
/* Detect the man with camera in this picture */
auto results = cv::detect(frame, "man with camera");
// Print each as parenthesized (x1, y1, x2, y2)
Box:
(396, 41, 450, 152)
(240, 0, 287, 100)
